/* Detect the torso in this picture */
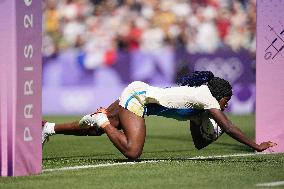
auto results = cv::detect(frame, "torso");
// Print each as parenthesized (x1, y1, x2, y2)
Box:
(114, 82, 221, 125)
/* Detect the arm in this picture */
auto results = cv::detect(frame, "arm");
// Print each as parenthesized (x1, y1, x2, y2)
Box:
(208, 108, 276, 152)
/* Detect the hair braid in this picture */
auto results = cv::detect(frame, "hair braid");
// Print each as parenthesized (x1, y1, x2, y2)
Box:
(177, 71, 214, 87)
(177, 71, 232, 101)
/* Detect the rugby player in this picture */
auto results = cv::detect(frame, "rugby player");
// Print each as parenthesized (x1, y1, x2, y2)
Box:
(42, 71, 276, 159)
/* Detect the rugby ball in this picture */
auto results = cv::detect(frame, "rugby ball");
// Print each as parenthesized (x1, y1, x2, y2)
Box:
(200, 111, 224, 141)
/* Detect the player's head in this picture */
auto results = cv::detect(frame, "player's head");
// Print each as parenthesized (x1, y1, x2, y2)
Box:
(177, 71, 233, 109)
(207, 77, 232, 101)
(207, 77, 232, 111)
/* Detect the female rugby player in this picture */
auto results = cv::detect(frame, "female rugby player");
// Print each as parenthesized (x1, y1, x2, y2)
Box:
(42, 71, 276, 159)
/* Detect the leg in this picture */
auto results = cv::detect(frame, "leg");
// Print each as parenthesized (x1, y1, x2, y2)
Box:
(42, 120, 104, 145)
(102, 107, 146, 160)
(42, 101, 121, 145)
(43, 120, 104, 136)
(54, 121, 103, 136)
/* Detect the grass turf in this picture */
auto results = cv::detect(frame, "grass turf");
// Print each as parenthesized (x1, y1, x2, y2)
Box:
(0, 114, 284, 189)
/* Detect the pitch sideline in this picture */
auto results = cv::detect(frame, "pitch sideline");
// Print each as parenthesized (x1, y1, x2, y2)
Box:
(43, 152, 271, 173)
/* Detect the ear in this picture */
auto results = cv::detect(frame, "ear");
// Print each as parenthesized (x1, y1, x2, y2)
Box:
(218, 97, 224, 103)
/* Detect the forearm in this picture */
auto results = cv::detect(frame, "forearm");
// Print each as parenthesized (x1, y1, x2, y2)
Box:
(209, 109, 276, 152)
(224, 123, 259, 150)
(209, 109, 260, 151)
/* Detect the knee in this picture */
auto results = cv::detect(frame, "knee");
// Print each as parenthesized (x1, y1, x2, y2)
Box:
(125, 149, 142, 160)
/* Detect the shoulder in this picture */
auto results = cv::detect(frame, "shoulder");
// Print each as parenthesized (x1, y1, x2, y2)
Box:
(197, 85, 215, 97)
(196, 85, 210, 92)
(128, 81, 149, 88)
(195, 85, 220, 110)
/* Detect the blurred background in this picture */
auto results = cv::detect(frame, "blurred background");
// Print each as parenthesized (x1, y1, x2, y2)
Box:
(42, 0, 256, 115)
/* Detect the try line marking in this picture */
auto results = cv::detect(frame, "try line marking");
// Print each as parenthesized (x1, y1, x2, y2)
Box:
(256, 181, 284, 187)
(43, 152, 269, 173)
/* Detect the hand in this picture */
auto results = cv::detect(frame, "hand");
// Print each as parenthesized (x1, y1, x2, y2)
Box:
(79, 108, 110, 128)
(256, 141, 277, 152)
(93, 107, 110, 128)
(93, 112, 110, 128)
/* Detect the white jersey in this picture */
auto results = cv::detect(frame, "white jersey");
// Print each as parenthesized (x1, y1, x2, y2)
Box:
(146, 85, 220, 110)
(119, 81, 220, 117)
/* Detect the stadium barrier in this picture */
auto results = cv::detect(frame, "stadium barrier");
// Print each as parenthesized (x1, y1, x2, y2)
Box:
(256, 0, 284, 153)
(0, 0, 42, 176)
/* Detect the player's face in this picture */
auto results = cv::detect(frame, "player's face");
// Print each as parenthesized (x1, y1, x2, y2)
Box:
(219, 96, 231, 111)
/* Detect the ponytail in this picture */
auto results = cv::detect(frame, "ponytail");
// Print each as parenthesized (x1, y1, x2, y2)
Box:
(177, 71, 214, 87)
(177, 71, 232, 101)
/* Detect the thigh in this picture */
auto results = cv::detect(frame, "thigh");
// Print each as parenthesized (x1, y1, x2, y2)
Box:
(119, 106, 146, 152)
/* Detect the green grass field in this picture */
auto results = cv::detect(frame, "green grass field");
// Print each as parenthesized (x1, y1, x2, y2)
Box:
(1, 115, 284, 189)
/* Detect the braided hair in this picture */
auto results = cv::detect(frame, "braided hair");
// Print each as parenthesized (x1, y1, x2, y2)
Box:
(207, 77, 232, 101)
(177, 71, 232, 101)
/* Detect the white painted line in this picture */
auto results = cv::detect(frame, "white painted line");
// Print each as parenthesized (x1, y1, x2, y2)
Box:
(181, 152, 258, 160)
(256, 181, 284, 187)
(43, 152, 270, 173)
(43, 160, 165, 172)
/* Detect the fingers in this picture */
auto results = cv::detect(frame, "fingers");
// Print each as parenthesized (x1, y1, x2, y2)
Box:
(96, 107, 108, 114)
(90, 107, 108, 116)
(266, 142, 277, 153)
(268, 141, 277, 147)
(257, 141, 277, 152)
(263, 141, 277, 152)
